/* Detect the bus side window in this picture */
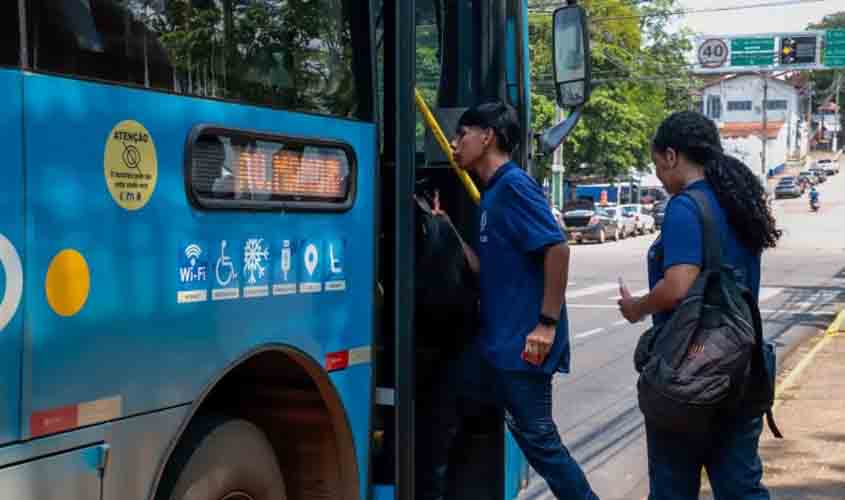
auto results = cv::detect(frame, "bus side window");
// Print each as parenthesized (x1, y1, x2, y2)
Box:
(27, 0, 367, 119)
(1, 2, 20, 67)
(29, 0, 174, 88)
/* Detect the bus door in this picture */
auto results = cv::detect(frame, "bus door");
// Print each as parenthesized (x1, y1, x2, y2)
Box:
(0, 1, 24, 447)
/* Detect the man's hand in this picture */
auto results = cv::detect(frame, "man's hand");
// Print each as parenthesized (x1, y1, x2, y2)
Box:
(617, 280, 643, 323)
(522, 323, 556, 366)
(430, 190, 480, 274)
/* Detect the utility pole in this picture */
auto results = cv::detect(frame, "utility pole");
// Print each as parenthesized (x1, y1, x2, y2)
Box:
(761, 73, 769, 187)
(834, 75, 841, 152)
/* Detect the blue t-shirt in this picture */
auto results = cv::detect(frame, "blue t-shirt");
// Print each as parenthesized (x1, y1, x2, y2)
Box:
(477, 162, 570, 374)
(647, 180, 761, 327)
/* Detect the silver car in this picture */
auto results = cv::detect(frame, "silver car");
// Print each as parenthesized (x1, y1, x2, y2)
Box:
(774, 178, 802, 199)
(620, 204, 656, 235)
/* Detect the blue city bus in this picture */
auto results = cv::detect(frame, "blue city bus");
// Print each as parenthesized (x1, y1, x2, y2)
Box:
(0, 1, 588, 499)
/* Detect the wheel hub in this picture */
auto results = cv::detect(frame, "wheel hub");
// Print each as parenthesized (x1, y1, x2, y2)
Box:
(221, 492, 255, 500)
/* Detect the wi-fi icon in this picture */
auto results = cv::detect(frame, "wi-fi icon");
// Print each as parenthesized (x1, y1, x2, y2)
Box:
(185, 244, 202, 266)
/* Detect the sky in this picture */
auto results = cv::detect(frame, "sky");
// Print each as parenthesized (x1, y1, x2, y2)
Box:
(677, 0, 842, 36)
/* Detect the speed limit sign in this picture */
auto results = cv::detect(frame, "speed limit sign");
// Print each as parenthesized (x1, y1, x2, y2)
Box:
(698, 39, 728, 68)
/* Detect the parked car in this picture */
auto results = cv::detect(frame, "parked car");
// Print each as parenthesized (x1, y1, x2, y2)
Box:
(809, 167, 828, 183)
(551, 205, 563, 229)
(651, 199, 668, 229)
(799, 170, 819, 185)
(602, 207, 636, 239)
(620, 204, 656, 235)
(816, 158, 839, 175)
(774, 177, 802, 199)
(561, 199, 622, 244)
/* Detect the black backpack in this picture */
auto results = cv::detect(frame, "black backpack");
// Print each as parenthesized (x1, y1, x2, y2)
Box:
(634, 190, 781, 437)
(413, 195, 479, 353)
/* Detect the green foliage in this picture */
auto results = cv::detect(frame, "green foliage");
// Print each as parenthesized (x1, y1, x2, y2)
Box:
(528, 0, 693, 184)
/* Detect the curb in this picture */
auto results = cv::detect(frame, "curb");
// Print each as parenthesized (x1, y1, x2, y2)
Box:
(773, 307, 844, 410)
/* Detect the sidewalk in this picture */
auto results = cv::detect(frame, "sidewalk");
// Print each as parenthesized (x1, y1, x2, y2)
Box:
(759, 310, 845, 499)
(702, 309, 845, 500)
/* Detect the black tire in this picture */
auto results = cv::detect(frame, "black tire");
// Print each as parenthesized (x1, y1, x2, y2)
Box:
(156, 416, 287, 500)
(612, 227, 620, 241)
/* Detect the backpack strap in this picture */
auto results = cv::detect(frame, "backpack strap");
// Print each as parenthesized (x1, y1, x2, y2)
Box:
(684, 189, 722, 272)
(748, 283, 784, 438)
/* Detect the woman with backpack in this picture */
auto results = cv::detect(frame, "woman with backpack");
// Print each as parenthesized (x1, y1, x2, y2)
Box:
(617, 111, 782, 499)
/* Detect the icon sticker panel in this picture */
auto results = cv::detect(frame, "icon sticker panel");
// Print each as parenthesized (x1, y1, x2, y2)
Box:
(273, 239, 299, 295)
(177, 240, 209, 303)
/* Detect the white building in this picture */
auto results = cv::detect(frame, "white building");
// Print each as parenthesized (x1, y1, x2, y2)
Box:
(700, 74, 810, 172)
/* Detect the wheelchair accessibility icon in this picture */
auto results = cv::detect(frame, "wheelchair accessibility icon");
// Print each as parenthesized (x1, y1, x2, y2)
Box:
(215, 240, 237, 287)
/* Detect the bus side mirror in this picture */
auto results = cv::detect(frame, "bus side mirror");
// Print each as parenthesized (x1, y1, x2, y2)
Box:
(536, 5, 591, 157)
(552, 5, 591, 108)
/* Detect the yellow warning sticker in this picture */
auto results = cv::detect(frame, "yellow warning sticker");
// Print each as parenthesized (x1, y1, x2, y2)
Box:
(104, 120, 158, 211)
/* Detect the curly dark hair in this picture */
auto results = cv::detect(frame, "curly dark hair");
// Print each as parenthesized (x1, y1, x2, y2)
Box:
(652, 111, 781, 253)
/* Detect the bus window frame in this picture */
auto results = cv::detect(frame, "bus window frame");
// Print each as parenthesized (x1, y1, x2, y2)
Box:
(184, 124, 358, 213)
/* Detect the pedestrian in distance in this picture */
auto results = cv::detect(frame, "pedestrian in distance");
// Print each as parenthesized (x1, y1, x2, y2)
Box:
(617, 111, 782, 500)
(416, 100, 598, 500)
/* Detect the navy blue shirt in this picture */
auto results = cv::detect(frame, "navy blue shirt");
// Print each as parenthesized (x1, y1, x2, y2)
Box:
(648, 180, 761, 327)
(477, 162, 570, 374)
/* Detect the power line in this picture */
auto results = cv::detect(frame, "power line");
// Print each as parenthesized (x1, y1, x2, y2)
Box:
(529, 0, 832, 20)
(588, 0, 832, 23)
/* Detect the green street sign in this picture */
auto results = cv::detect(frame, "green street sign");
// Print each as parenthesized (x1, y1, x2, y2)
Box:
(732, 54, 775, 67)
(827, 30, 845, 44)
(732, 38, 775, 53)
(825, 30, 845, 67)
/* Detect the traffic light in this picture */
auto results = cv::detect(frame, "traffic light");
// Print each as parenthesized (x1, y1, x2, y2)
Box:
(780, 36, 817, 65)
(780, 38, 798, 64)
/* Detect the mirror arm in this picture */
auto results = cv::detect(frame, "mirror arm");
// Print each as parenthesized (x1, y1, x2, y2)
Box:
(536, 104, 584, 157)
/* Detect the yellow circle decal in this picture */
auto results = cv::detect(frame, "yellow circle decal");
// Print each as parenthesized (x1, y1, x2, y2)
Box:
(45, 250, 90, 317)
(104, 120, 158, 211)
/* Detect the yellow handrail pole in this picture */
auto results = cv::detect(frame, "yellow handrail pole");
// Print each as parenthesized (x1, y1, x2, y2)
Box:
(414, 88, 481, 205)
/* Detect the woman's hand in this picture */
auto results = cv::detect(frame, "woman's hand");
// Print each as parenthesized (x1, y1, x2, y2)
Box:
(618, 281, 644, 323)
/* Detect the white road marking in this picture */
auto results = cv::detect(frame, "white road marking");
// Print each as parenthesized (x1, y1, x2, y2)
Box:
(609, 288, 649, 300)
(575, 327, 605, 339)
(566, 283, 618, 299)
(566, 303, 835, 316)
(757, 287, 783, 303)
(612, 319, 629, 326)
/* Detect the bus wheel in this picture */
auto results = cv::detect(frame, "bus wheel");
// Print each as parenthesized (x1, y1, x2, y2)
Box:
(156, 416, 286, 500)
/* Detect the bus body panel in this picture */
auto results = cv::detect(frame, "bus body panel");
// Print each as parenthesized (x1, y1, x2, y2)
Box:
(0, 443, 105, 499)
(0, 67, 23, 447)
(0, 404, 186, 500)
(20, 72, 375, 493)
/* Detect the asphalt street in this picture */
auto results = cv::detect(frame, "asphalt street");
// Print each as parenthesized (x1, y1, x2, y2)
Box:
(520, 159, 845, 500)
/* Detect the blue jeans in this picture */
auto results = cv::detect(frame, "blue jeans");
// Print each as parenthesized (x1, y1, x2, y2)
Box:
(416, 343, 598, 500)
(646, 416, 770, 500)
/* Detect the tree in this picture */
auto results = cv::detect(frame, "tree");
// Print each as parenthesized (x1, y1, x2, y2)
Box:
(528, 0, 693, 184)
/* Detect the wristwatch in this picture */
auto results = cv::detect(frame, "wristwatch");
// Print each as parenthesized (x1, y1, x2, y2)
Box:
(538, 313, 558, 327)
